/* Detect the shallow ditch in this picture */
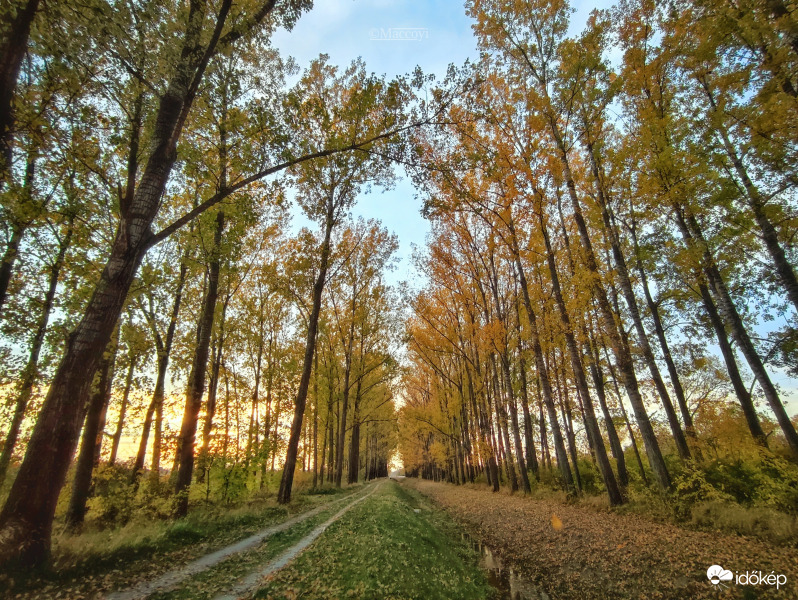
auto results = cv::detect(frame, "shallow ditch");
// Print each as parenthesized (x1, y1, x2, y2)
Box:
(462, 533, 550, 600)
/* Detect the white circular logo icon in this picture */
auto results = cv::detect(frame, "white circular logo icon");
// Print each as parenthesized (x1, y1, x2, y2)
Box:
(707, 565, 733, 586)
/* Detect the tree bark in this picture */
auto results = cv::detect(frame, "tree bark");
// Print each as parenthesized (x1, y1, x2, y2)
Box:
(64, 331, 119, 529)
(553, 134, 670, 490)
(0, 0, 40, 186)
(174, 209, 224, 517)
(108, 352, 137, 466)
(0, 217, 72, 485)
(539, 207, 624, 504)
(278, 198, 335, 504)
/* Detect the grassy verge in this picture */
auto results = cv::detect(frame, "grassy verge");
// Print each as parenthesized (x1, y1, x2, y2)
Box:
(0, 483, 362, 599)
(255, 480, 495, 600)
(149, 500, 352, 600)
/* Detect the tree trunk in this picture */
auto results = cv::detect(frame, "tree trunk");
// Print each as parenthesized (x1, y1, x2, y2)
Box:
(514, 337, 539, 479)
(108, 353, 137, 466)
(174, 210, 224, 517)
(0, 49, 189, 569)
(278, 199, 336, 504)
(539, 208, 624, 504)
(0, 0, 40, 187)
(132, 260, 187, 483)
(552, 133, 670, 490)
(539, 402, 551, 471)
(509, 223, 575, 492)
(585, 154, 691, 461)
(629, 220, 696, 440)
(0, 223, 24, 318)
(682, 209, 798, 455)
(603, 345, 649, 485)
(0, 0, 286, 563)
(700, 75, 798, 315)
(0, 218, 72, 485)
(198, 295, 228, 484)
(312, 349, 319, 488)
(64, 332, 118, 529)
(347, 379, 363, 485)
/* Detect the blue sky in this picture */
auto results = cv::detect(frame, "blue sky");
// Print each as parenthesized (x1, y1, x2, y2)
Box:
(272, 1, 798, 416)
(272, 0, 602, 287)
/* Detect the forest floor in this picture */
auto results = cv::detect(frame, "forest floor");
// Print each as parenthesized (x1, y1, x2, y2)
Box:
(2, 479, 495, 600)
(406, 478, 798, 599)
(1, 483, 364, 600)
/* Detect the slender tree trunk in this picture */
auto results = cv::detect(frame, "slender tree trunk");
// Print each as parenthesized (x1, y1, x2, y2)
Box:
(603, 345, 649, 485)
(552, 133, 670, 490)
(555, 353, 582, 493)
(514, 300, 539, 480)
(108, 353, 137, 466)
(696, 276, 766, 444)
(174, 210, 224, 517)
(335, 281, 357, 487)
(0, 0, 40, 187)
(65, 332, 119, 529)
(539, 402, 551, 470)
(493, 360, 518, 491)
(278, 200, 335, 504)
(0, 218, 72, 485)
(585, 154, 691, 461)
(347, 379, 363, 485)
(628, 219, 696, 441)
(585, 319, 628, 487)
(538, 208, 624, 504)
(197, 334, 224, 485)
(700, 76, 798, 315)
(0, 223, 23, 318)
(312, 350, 319, 488)
(198, 294, 229, 484)
(681, 207, 797, 454)
(509, 225, 575, 492)
(132, 260, 187, 483)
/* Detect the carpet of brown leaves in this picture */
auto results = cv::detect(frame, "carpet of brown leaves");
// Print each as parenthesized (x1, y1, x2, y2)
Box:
(405, 479, 798, 599)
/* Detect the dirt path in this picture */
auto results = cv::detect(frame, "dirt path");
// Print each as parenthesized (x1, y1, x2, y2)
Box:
(106, 485, 376, 600)
(405, 479, 798, 599)
(212, 481, 383, 600)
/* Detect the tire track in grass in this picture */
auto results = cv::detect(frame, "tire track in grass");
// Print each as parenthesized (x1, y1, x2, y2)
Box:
(106, 486, 367, 600)
(212, 481, 383, 600)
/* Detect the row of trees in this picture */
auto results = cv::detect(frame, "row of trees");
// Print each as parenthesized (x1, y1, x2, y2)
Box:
(399, 0, 798, 505)
(0, 0, 456, 567)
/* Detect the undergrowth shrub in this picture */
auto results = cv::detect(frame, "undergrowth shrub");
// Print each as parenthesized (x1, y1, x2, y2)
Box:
(671, 463, 733, 520)
(691, 501, 798, 546)
(87, 464, 138, 525)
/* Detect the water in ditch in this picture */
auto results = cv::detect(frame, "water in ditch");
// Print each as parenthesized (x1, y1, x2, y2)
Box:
(463, 533, 550, 600)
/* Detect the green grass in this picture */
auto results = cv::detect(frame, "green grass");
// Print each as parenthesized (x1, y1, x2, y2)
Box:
(255, 480, 495, 600)
(150, 502, 350, 600)
(1, 482, 362, 599)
